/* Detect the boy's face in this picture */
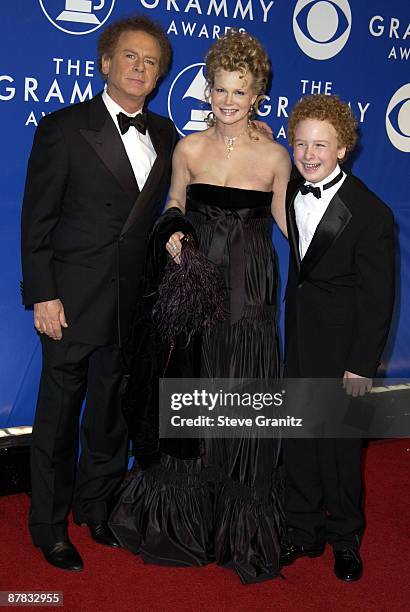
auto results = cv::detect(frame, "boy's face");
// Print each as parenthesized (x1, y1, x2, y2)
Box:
(293, 118, 346, 184)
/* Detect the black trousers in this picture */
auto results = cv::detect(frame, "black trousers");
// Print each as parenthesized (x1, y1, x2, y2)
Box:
(29, 335, 128, 547)
(283, 437, 364, 550)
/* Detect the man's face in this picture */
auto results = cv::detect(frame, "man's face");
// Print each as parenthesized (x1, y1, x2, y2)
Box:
(102, 30, 161, 112)
(293, 118, 346, 184)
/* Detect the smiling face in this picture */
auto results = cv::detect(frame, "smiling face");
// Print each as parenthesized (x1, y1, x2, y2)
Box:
(293, 118, 346, 184)
(211, 69, 257, 129)
(102, 30, 161, 113)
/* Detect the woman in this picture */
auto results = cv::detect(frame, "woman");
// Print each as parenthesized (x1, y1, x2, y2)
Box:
(110, 30, 291, 583)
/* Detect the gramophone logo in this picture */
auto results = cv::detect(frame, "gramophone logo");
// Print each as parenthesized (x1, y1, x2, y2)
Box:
(386, 84, 410, 153)
(167, 63, 211, 137)
(293, 0, 352, 60)
(38, 0, 115, 35)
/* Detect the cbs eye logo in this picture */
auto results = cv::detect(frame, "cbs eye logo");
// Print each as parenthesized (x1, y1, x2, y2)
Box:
(293, 0, 352, 60)
(386, 84, 410, 153)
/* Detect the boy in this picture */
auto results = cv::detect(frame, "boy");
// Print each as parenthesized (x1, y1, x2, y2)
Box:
(281, 94, 395, 581)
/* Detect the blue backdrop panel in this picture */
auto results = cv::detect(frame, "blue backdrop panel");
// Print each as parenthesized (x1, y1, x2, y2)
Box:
(1, 0, 409, 427)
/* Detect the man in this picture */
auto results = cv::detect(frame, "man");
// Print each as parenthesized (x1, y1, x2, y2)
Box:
(21, 15, 178, 571)
(281, 94, 395, 581)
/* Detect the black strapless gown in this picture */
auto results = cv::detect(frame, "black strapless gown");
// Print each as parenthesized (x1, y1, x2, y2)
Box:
(110, 184, 284, 584)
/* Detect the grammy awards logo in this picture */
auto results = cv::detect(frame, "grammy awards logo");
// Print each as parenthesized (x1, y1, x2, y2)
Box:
(293, 0, 352, 60)
(38, 0, 115, 35)
(167, 63, 211, 137)
(385, 84, 410, 153)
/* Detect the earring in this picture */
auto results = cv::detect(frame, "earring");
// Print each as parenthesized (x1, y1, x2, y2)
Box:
(247, 106, 255, 131)
(206, 111, 216, 127)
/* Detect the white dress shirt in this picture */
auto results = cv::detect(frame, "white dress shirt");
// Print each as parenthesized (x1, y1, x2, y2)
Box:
(294, 165, 347, 259)
(102, 90, 156, 191)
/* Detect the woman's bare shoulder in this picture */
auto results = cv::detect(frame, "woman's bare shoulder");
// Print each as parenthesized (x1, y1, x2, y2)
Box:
(177, 129, 213, 151)
(257, 136, 290, 163)
(272, 140, 291, 160)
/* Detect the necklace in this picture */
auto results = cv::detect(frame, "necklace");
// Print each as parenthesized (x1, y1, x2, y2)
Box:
(223, 129, 248, 159)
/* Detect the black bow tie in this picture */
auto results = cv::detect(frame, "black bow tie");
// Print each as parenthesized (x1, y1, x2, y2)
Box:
(300, 183, 321, 198)
(299, 170, 344, 199)
(117, 111, 147, 135)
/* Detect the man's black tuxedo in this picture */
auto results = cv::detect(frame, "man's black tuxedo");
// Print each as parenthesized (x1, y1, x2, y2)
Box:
(22, 94, 178, 346)
(283, 172, 395, 550)
(21, 94, 178, 546)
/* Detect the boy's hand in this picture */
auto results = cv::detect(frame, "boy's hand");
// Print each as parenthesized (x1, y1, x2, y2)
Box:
(343, 371, 373, 397)
(252, 120, 274, 139)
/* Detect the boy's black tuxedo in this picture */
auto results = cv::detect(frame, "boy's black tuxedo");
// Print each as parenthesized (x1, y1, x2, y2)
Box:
(283, 172, 395, 550)
(21, 94, 178, 546)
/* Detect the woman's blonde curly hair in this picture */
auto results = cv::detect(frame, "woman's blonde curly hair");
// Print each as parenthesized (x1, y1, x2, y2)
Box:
(205, 29, 270, 102)
(287, 94, 358, 159)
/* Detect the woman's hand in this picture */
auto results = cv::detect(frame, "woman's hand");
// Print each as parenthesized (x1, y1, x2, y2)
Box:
(166, 231, 184, 264)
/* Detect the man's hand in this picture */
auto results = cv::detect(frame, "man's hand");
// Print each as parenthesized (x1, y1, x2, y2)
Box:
(34, 299, 68, 340)
(343, 370, 373, 397)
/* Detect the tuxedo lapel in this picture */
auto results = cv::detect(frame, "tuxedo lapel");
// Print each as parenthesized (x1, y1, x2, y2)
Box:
(121, 111, 169, 234)
(287, 188, 301, 274)
(80, 95, 139, 204)
(299, 191, 352, 283)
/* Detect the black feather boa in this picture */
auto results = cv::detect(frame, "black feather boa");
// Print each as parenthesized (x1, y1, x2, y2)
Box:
(152, 233, 226, 346)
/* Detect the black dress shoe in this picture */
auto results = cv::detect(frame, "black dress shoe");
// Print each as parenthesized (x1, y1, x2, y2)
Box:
(41, 540, 83, 571)
(334, 549, 363, 581)
(88, 521, 120, 548)
(280, 542, 324, 566)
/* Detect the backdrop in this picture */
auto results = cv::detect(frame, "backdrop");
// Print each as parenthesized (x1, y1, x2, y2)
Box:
(1, 0, 409, 427)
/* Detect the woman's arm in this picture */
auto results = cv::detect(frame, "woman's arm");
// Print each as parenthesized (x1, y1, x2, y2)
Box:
(271, 145, 291, 237)
(165, 139, 191, 213)
(164, 139, 192, 261)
